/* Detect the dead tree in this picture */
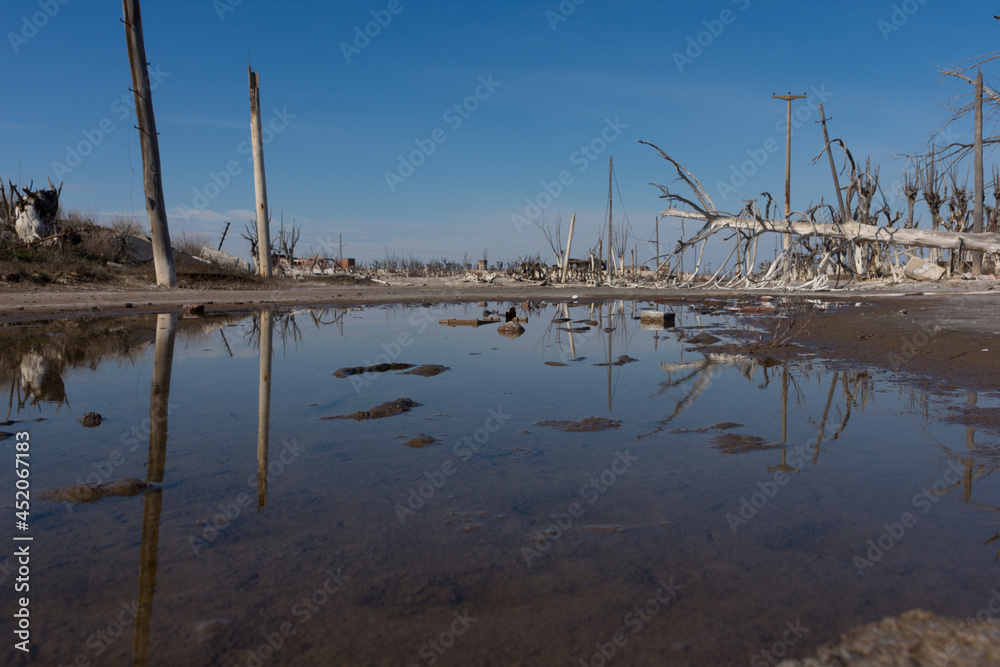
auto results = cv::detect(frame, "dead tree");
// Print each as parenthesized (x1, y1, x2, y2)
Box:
(920, 152, 946, 263)
(902, 168, 920, 229)
(639, 140, 1000, 289)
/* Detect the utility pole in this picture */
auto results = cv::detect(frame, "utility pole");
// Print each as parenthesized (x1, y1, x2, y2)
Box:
(122, 0, 176, 287)
(249, 66, 272, 277)
(218, 221, 230, 251)
(560, 212, 576, 284)
(817, 104, 847, 224)
(607, 157, 614, 283)
(655, 215, 660, 275)
(973, 69, 984, 273)
(773, 92, 807, 281)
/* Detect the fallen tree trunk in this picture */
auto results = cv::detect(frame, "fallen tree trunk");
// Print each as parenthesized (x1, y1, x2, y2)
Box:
(660, 208, 1000, 254)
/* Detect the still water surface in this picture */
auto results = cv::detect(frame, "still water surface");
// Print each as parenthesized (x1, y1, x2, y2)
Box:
(2, 300, 998, 666)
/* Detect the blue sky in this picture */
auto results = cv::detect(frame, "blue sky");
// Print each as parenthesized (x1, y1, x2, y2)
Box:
(2, 0, 997, 266)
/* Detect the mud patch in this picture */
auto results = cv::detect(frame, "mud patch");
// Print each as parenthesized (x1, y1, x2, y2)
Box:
(544, 361, 568, 367)
(322, 398, 422, 421)
(594, 355, 638, 367)
(585, 524, 628, 534)
(38, 478, 152, 504)
(686, 332, 721, 345)
(446, 510, 508, 532)
(670, 422, 744, 434)
(711, 433, 780, 454)
(780, 609, 1000, 666)
(333, 363, 415, 378)
(402, 364, 450, 377)
(536, 417, 622, 432)
(403, 434, 440, 448)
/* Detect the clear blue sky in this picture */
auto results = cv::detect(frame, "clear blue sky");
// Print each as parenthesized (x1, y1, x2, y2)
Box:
(2, 0, 997, 266)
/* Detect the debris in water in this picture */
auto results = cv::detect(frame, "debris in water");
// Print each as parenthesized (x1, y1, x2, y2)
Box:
(402, 364, 450, 377)
(545, 361, 568, 367)
(38, 478, 153, 504)
(536, 417, 622, 432)
(711, 433, 780, 454)
(322, 398, 422, 421)
(670, 422, 744, 434)
(333, 363, 415, 378)
(594, 355, 638, 367)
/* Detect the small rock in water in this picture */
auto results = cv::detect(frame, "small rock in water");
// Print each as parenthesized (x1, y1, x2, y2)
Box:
(194, 618, 232, 642)
(497, 322, 525, 339)
(78, 412, 103, 428)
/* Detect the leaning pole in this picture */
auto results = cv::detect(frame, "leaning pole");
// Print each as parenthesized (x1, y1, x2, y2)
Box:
(122, 0, 176, 287)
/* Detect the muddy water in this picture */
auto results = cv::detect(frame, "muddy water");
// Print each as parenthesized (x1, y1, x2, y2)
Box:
(2, 300, 998, 666)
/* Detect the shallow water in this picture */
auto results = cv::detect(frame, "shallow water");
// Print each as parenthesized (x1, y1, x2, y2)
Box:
(2, 300, 999, 666)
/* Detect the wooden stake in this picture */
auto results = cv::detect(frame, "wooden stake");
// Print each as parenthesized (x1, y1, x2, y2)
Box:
(122, 0, 175, 287)
(249, 67, 272, 277)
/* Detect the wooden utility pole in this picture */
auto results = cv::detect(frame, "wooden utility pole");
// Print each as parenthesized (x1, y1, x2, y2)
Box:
(218, 221, 230, 251)
(655, 215, 660, 273)
(973, 69, 985, 273)
(122, 0, 176, 287)
(818, 104, 847, 224)
(560, 212, 576, 283)
(249, 67, 272, 277)
(607, 157, 614, 283)
(598, 238, 603, 283)
(774, 93, 807, 281)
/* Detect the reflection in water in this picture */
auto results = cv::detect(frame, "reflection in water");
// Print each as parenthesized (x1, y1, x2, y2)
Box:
(17, 351, 67, 410)
(133, 313, 176, 667)
(9, 301, 1000, 666)
(257, 310, 273, 511)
